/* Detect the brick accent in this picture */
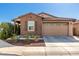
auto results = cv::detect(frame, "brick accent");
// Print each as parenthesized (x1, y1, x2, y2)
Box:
(20, 13, 42, 35)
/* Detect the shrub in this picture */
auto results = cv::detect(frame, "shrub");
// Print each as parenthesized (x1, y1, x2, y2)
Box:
(0, 22, 14, 40)
(11, 34, 17, 42)
(25, 34, 31, 44)
(0, 31, 6, 39)
(25, 32, 40, 41)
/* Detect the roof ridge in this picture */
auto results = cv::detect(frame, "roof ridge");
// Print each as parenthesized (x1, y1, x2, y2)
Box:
(12, 12, 43, 21)
(38, 12, 58, 18)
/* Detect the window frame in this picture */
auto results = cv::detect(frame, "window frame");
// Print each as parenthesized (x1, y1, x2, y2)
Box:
(27, 20, 35, 31)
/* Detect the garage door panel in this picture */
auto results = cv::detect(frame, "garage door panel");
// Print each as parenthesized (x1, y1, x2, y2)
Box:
(42, 22, 68, 36)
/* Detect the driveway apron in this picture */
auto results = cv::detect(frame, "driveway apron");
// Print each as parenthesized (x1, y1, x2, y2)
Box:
(0, 40, 13, 48)
(43, 36, 79, 55)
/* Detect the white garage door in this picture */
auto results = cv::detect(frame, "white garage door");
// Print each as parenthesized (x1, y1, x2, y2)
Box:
(42, 22, 69, 36)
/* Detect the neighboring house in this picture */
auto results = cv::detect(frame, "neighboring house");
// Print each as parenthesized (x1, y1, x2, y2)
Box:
(73, 20, 79, 36)
(13, 12, 79, 36)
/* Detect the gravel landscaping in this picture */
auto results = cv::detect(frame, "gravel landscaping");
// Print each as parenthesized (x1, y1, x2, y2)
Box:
(6, 39, 45, 47)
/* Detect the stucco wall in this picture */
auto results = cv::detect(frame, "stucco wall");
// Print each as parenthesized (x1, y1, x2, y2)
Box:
(74, 22, 79, 36)
(68, 22, 73, 36)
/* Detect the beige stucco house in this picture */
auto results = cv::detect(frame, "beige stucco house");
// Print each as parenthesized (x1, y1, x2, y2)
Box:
(13, 12, 79, 36)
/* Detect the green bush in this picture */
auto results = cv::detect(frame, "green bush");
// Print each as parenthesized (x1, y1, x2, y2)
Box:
(0, 31, 6, 39)
(25, 32, 35, 39)
(11, 34, 17, 42)
(25, 33, 30, 40)
(0, 22, 14, 40)
(34, 35, 39, 39)
(25, 32, 40, 41)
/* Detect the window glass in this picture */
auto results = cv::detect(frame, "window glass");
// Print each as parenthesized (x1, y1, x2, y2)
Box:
(28, 21, 35, 31)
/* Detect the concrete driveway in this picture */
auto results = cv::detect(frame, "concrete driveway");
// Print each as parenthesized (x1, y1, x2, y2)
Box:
(43, 36, 79, 43)
(43, 36, 79, 55)
(43, 36, 79, 47)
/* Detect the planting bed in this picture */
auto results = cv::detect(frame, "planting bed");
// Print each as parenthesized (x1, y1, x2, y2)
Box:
(6, 39, 45, 47)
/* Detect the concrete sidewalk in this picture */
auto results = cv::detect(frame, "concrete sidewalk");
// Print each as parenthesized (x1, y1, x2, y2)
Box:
(0, 46, 79, 56)
(0, 46, 46, 56)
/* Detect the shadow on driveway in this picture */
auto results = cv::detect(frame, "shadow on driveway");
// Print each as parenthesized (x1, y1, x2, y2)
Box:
(43, 36, 79, 43)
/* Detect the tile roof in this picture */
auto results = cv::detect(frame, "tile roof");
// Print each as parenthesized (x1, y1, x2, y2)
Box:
(12, 12, 77, 22)
(38, 12, 76, 21)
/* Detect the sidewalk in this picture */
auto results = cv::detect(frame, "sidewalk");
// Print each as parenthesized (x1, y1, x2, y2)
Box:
(0, 40, 13, 48)
(0, 45, 79, 56)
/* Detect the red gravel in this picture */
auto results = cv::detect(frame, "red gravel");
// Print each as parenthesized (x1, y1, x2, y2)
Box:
(6, 39, 45, 47)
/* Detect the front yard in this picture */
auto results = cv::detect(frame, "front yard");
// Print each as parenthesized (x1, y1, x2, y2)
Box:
(5, 34, 45, 47)
(0, 22, 45, 47)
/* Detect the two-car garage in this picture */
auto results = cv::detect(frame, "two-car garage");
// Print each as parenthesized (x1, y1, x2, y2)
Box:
(42, 22, 69, 36)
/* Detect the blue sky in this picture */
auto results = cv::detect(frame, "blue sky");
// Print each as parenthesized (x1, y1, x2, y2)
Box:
(0, 3, 79, 22)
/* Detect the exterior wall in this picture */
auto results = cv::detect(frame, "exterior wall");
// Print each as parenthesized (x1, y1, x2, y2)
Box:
(15, 13, 74, 36)
(73, 22, 79, 36)
(20, 13, 42, 35)
(68, 22, 73, 36)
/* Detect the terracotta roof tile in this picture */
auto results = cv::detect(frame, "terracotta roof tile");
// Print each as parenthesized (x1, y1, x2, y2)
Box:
(38, 12, 76, 21)
(12, 12, 77, 22)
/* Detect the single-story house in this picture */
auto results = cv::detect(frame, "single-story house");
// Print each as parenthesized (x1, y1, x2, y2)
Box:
(13, 12, 79, 36)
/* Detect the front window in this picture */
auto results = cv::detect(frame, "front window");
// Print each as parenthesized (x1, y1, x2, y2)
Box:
(28, 21, 35, 31)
